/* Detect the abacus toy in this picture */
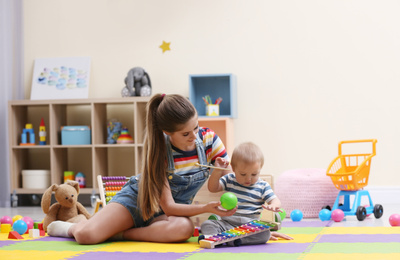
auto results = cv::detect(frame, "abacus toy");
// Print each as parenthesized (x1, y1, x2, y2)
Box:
(198, 220, 280, 249)
(96, 175, 129, 212)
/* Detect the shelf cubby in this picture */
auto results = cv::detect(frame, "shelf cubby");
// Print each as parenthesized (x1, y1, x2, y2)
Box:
(189, 74, 237, 118)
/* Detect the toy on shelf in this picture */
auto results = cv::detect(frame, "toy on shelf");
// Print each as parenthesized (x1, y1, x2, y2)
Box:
(121, 67, 152, 97)
(75, 172, 86, 188)
(116, 127, 134, 144)
(39, 118, 46, 145)
(198, 219, 280, 249)
(96, 175, 129, 212)
(107, 119, 122, 144)
(325, 139, 383, 221)
(64, 171, 74, 183)
(20, 123, 35, 146)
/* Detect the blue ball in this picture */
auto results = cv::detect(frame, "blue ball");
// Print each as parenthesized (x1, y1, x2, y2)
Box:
(319, 209, 332, 221)
(290, 209, 303, 222)
(12, 220, 28, 235)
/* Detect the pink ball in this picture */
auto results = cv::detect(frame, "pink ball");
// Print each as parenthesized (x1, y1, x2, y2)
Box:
(22, 216, 34, 229)
(331, 209, 345, 222)
(0, 215, 13, 225)
(389, 214, 400, 227)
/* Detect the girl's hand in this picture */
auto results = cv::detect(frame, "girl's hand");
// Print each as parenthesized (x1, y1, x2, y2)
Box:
(270, 232, 294, 241)
(262, 204, 282, 213)
(206, 201, 237, 217)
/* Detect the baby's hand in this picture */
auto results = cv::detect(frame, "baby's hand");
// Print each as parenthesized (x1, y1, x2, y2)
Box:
(214, 157, 230, 169)
(262, 204, 282, 213)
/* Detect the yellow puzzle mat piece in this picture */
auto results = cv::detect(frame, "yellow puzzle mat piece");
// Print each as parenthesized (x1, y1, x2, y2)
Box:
(0, 250, 80, 260)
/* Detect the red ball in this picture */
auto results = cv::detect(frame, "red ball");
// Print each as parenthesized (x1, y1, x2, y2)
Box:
(389, 214, 400, 227)
(331, 209, 345, 222)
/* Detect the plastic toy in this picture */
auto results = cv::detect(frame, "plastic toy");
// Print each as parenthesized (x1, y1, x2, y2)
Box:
(8, 231, 24, 239)
(121, 67, 152, 97)
(198, 220, 280, 249)
(220, 192, 238, 210)
(331, 209, 345, 222)
(29, 229, 40, 238)
(96, 175, 129, 210)
(107, 119, 122, 144)
(12, 215, 23, 223)
(0, 215, 13, 225)
(39, 118, 46, 145)
(21, 216, 34, 230)
(116, 127, 134, 144)
(20, 123, 35, 146)
(275, 208, 287, 222)
(41, 181, 91, 231)
(12, 220, 28, 235)
(64, 171, 74, 183)
(290, 209, 303, 222)
(319, 209, 332, 221)
(389, 214, 400, 227)
(0, 224, 11, 233)
(326, 140, 383, 221)
(75, 172, 86, 188)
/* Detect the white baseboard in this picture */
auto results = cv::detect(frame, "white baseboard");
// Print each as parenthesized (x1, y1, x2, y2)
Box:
(366, 186, 400, 205)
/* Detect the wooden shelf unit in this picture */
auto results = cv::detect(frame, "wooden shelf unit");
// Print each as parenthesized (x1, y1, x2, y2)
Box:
(8, 97, 150, 195)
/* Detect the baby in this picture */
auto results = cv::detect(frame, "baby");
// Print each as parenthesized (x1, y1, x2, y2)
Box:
(201, 142, 287, 246)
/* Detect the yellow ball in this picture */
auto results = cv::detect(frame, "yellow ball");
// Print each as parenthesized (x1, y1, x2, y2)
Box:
(12, 215, 23, 223)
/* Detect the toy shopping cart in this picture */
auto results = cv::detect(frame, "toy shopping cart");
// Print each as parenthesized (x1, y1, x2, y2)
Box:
(326, 139, 383, 221)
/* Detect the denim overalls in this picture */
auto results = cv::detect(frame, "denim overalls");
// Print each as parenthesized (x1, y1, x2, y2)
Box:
(165, 134, 210, 205)
(111, 134, 210, 227)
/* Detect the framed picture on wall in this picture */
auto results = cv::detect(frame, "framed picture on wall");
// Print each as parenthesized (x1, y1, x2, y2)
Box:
(30, 57, 91, 100)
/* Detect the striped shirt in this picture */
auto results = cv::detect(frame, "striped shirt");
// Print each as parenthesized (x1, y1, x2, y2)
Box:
(220, 173, 277, 215)
(170, 127, 229, 176)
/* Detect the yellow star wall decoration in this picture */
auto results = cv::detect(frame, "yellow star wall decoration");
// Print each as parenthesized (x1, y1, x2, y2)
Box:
(159, 41, 171, 53)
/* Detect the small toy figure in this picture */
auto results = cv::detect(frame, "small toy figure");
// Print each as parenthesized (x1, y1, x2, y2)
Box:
(20, 123, 35, 146)
(75, 172, 86, 188)
(107, 119, 122, 144)
(39, 118, 46, 145)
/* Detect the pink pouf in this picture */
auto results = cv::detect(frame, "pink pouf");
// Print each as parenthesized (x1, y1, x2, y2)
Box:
(275, 168, 339, 218)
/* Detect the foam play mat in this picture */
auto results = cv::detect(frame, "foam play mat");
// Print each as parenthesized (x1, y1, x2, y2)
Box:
(1, 221, 400, 260)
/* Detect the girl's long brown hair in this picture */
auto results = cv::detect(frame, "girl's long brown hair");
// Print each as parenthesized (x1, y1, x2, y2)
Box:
(138, 94, 197, 220)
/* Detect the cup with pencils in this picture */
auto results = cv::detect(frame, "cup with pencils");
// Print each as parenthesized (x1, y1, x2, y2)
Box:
(203, 95, 222, 116)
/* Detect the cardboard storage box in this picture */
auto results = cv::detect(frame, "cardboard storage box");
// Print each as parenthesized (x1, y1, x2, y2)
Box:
(61, 126, 91, 145)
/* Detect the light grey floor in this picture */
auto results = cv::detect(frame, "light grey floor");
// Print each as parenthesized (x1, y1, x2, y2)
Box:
(0, 203, 399, 227)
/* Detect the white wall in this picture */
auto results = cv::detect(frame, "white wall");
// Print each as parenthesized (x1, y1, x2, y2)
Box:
(23, 0, 400, 187)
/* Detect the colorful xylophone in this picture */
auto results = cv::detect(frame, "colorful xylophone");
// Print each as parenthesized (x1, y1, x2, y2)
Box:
(97, 175, 129, 209)
(198, 220, 281, 249)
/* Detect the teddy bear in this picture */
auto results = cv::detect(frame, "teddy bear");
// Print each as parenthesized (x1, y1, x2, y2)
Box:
(41, 180, 91, 231)
(121, 67, 152, 97)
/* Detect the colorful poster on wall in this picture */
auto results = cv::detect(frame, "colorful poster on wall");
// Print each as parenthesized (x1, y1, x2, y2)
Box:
(30, 57, 91, 100)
